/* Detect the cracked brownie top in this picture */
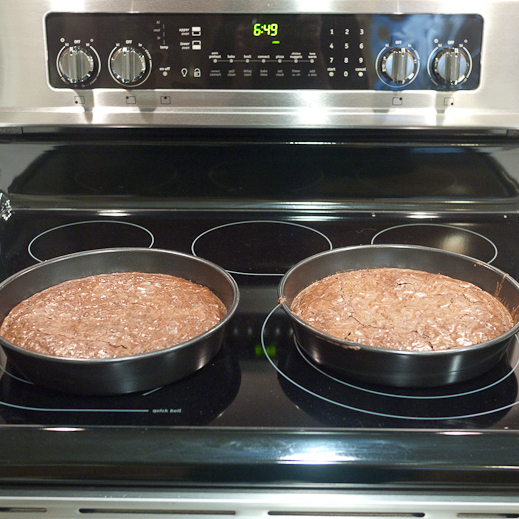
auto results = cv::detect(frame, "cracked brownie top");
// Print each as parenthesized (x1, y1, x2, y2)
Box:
(0, 272, 226, 359)
(290, 267, 514, 351)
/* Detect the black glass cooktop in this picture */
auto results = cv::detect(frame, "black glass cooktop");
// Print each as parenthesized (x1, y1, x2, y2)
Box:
(2, 211, 519, 430)
(3, 133, 519, 488)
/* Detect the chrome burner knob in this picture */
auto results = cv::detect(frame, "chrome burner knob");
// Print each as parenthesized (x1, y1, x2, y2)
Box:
(109, 46, 149, 85)
(57, 46, 96, 85)
(432, 47, 471, 86)
(380, 47, 419, 85)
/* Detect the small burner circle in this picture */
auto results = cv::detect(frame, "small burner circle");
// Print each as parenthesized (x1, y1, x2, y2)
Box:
(371, 223, 498, 264)
(28, 220, 155, 263)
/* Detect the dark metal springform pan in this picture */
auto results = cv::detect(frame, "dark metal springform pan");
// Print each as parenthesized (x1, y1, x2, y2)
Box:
(0, 248, 239, 395)
(279, 245, 519, 387)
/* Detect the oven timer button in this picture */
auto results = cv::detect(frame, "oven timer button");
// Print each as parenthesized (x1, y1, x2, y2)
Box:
(109, 46, 151, 86)
(57, 45, 99, 86)
(430, 47, 471, 86)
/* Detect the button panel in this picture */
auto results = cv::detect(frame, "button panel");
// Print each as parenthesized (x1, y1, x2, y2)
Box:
(46, 13, 483, 91)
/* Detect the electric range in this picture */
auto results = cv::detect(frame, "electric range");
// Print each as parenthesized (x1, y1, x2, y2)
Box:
(3, 0, 519, 516)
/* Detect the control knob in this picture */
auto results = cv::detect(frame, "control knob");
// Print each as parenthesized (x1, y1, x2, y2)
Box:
(57, 46, 97, 85)
(380, 47, 419, 86)
(431, 47, 471, 86)
(109, 46, 150, 86)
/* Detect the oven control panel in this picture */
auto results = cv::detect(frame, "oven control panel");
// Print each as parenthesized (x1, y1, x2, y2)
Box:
(46, 13, 482, 91)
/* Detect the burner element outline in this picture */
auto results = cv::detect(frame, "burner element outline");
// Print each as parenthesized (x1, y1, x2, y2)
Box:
(191, 220, 333, 276)
(28, 220, 155, 263)
(262, 306, 519, 421)
(0, 364, 150, 413)
(371, 223, 498, 264)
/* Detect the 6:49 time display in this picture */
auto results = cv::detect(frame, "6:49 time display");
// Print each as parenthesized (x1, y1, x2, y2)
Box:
(253, 23, 278, 36)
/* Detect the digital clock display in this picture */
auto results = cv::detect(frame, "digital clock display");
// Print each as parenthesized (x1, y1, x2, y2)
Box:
(253, 22, 279, 37)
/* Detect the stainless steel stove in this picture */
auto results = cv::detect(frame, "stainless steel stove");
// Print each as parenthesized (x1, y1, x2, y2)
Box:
(2, 1, 519, 517)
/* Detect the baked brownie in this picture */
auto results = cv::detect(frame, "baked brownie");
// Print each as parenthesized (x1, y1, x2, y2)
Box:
(0, 272, 226, 359)
(290, 267, 514, 351)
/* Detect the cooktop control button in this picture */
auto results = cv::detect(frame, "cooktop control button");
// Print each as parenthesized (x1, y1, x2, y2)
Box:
(431, 47, 471, 86)
(379, 47, 419, 86)
(109, 46, 151, 86)
(57, 46, 97, 85)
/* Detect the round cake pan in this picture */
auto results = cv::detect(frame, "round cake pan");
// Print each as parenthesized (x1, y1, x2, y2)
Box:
(279, 244, 519, 387)
(0, 248, 239, 395)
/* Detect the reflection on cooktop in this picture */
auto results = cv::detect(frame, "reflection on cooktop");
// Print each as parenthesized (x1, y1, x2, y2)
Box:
(10, 145, 181, 197)
(209, 158, 324, 196)
(353, 148, 458, 197)
(7, 144, 519, 201)
(0, 344, 241, 426)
